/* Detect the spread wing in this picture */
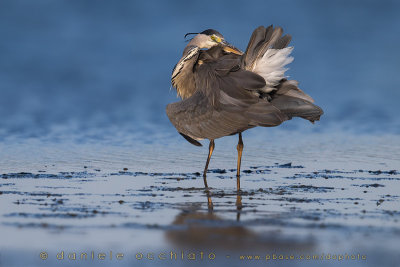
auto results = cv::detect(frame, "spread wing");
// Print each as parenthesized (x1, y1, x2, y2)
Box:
(166, 49, 289, 141)
(166, 27, 323, 145)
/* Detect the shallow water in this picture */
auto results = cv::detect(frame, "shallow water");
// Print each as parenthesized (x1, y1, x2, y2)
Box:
(1, 133, 399, 266)
(1, 1, 400, 266)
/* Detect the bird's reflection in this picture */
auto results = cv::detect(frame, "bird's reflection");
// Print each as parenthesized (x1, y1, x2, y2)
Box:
(206, 187, 242, 217)
(166, 189, 314, 252)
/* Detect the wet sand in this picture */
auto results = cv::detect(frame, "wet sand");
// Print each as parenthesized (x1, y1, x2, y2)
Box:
(0, 132, 399, 266)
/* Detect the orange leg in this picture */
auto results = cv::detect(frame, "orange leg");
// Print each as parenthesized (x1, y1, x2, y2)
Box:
(236, 134, 244, 220)
(236, 132, 243, 190)
(203, 139, 215, 188)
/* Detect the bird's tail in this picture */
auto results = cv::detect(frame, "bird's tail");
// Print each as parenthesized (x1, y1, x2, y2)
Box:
(242, 25, 323, 123)
(242, 25, 293, 93)
(270, 80, 324, 123)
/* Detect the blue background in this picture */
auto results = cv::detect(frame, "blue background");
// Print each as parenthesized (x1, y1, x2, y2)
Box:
(1, 0, 399, 141)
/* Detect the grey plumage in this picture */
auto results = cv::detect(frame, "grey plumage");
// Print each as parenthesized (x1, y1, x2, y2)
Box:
(171, 46, 200, 99)
(166, 25, 323, 187)
(167, 26, 323, 142)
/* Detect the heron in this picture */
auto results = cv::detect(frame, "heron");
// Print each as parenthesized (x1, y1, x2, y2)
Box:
(166, 25, 323, 191)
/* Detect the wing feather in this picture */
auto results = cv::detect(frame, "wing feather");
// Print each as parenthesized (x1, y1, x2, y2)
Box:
(166, 27, 323, 145)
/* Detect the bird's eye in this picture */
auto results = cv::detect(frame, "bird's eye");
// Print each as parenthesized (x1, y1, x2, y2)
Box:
(211, 35, 221, 43)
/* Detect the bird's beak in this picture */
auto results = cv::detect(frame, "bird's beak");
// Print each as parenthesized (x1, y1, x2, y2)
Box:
(221, 40, 243, 55)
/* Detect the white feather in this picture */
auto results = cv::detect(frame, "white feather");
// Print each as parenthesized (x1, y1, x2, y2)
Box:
(252, 47, 294, 93)
(171, 46, 199, 80)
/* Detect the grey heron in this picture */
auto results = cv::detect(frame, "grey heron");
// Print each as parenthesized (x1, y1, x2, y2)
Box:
(166, 25, 323, 190)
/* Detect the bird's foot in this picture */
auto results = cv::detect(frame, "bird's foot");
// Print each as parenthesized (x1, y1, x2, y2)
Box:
(203, 174, 209, 188)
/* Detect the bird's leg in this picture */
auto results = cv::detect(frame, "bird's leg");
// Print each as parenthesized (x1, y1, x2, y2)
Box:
(236, 133, 243, 218)
(236, 133, 243, 220)
(203, 139, 215, 188)
(236, 132, 244, 190)
(206, 189, 214, 211)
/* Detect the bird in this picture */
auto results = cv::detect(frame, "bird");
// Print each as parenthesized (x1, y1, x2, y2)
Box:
(166, 25, 323, 191)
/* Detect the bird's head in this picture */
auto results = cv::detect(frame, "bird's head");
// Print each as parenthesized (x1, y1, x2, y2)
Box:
(185, 29, 243, 55)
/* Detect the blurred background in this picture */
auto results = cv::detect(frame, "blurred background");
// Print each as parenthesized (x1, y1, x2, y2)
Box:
(0, 0, 399, 144)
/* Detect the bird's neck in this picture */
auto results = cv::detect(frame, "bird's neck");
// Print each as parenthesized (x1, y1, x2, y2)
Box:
(171, 46, 200, 99)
